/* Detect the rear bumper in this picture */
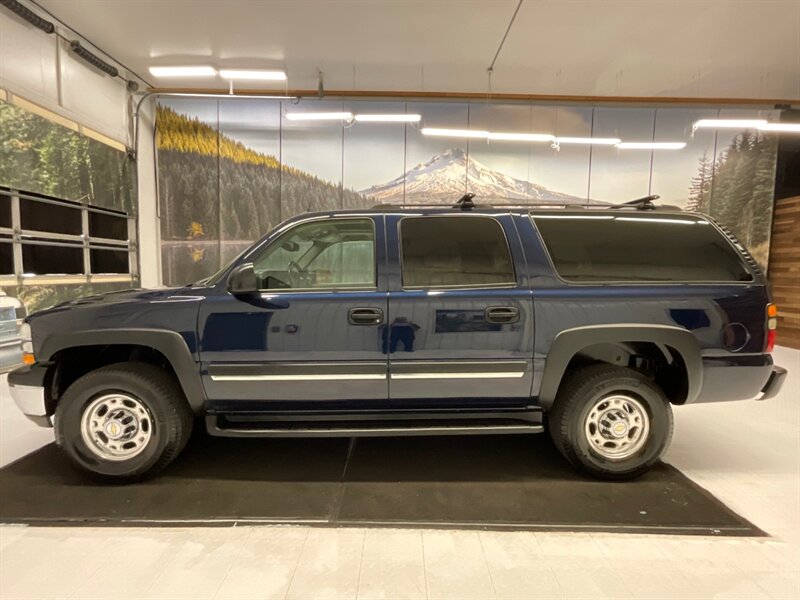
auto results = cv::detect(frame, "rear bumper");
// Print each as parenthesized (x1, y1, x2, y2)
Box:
(758, 366, 787, 401)
(7, 364, 51, 427)
(694, 354, 783, 403)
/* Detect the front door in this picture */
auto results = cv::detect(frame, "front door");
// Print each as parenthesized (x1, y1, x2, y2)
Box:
(198, 215, 388, 410)
(386, 213, 534, 406)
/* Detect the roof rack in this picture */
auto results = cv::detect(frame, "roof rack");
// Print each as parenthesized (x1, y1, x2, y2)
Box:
(371, 193, 682, 212)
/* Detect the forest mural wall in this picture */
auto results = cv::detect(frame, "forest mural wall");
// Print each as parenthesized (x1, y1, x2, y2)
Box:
(156, 98, 780, 286)
(0, 98, 136, 312)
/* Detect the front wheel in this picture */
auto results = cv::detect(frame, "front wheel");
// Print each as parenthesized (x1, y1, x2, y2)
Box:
(548, 364, 673, 480)
(54, 362, 193, 482)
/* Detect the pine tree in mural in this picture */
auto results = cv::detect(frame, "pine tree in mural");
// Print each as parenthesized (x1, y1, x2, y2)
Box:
(692, 131, 778, 268)
(0, 101, 133, 213)
(155, 104, 369, 285)
(686, 150, 714, 213)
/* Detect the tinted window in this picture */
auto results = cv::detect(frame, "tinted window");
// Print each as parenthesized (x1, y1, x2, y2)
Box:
(400, 216, 515, 288)
(90, 248, 129, 274)
(22, 243, 84, 275)
(531, 213, 752, 282)
(20, 198, 82, 235)
(89, 211, 128, 240)
(0, 198, 10, 229)
(253, 219, 375, 290)
(0, 240, 12, 275)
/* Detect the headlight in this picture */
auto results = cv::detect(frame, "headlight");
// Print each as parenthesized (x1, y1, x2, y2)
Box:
(19, 322, 35, 365)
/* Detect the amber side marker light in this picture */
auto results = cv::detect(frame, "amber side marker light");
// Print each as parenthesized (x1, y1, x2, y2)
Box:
(22, 353, 35, 366)
(766, 304, 778, 352)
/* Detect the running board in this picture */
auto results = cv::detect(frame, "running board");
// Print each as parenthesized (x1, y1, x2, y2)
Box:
(206, 416, 544, 438)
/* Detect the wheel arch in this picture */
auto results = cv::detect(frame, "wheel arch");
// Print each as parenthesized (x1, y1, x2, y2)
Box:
(40, 329, 205, 413)
(537, 324, 702, 410)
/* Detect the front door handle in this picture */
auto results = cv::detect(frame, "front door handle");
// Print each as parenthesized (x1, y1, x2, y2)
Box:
(485, 306, 519, 324)
(349, 307, 384, 326)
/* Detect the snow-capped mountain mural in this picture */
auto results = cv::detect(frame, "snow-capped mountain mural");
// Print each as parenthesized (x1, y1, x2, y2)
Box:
(360, 148, 586, 204)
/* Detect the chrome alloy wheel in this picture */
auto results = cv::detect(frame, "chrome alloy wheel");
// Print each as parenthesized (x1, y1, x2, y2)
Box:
(80, 393, 153, 461)
(584, 394, 650, 461)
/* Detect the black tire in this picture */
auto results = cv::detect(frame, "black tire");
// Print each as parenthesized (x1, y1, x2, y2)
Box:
(548, 364, 673, 480)
(54, 362, 193, 483)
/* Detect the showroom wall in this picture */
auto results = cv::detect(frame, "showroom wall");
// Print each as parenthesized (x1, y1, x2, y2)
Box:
(156, 97, 781, 286)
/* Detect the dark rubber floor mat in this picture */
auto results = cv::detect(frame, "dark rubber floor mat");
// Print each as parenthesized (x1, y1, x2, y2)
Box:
(0, 433, 763, 536)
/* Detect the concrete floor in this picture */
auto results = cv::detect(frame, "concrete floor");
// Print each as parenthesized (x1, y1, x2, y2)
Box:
(0, 346, 798, 599)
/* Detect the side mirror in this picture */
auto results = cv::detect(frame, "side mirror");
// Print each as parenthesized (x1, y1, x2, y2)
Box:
(227, 263, 258, 296)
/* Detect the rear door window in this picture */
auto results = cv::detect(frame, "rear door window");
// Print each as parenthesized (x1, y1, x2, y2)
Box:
(400, 216, 516, 288)
(530, 212, 752, 282)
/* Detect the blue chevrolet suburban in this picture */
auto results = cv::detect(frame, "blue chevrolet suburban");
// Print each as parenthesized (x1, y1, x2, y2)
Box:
(8, 197, 787, 481)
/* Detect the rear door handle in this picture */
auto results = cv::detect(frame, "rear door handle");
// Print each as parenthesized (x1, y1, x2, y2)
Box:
(485, 306, 519, 324)
(349, 307, 384, 326)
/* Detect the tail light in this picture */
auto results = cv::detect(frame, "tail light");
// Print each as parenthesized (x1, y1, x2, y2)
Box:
(766, 304, 778, 353)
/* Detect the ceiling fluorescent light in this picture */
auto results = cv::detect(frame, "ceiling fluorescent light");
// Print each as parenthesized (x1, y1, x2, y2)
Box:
(421, 128, 489, 139)
(556, 137, 621, 145)
(693, 119, 767, 130)
(218, 69, 286, 81)
(759, 122, 800, 133)
(354, 114, 421, 122)
(488, 132, 555, 142)
(285, 112, 353, 121)
(616, 142, 687, 150)
(149, 66, 216, 77)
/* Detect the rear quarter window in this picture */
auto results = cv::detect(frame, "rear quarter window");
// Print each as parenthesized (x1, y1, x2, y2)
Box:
(530, 212, 752, 283)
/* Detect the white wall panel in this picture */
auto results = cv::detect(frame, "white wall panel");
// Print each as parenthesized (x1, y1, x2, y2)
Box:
(58, 39, 128, 143)
(0, 12, 58, 105)
(0, 11, 130, 146)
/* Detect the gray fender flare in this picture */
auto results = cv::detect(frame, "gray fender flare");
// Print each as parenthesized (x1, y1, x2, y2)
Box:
(40, 328, 205, 412)
(537, 324, 703, 409)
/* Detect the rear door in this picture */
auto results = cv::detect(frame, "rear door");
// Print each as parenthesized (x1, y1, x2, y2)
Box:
(198, 215, 389, 408)
(385, 213, 534, 405)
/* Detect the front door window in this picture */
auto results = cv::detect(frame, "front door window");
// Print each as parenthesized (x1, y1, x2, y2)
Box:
(253, 219, 375, 290)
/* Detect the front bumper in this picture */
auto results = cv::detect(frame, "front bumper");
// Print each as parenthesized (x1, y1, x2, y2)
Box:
(758, 366, 787, 401)
(7, 364, 52, 427)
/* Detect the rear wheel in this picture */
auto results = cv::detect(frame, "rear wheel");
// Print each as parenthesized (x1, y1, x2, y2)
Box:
(548, 364, 673, 480)
(54, 362, 193, 482)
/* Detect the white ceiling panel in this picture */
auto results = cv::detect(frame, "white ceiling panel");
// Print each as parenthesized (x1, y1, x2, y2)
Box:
(33, 0, 800, 99)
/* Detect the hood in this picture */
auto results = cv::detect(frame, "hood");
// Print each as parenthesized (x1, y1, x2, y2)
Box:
(27, 286, 193, 321)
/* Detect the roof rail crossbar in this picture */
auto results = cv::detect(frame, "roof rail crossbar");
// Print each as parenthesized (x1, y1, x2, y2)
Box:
(612, 195, 661, 210)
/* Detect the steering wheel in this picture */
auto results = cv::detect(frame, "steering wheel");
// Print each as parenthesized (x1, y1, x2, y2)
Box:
(287, 260, 304, 285)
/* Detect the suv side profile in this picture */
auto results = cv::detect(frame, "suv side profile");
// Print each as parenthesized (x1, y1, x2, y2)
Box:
(8, 201, 787, 481)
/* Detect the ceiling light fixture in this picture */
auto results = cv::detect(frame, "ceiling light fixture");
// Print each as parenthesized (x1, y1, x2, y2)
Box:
(354, 114, 422, 122)
(488, 132, 555, 142)
(285, 112, 354, 121)
(616, 142, 687, 150)
(218, 69, 286, 81)
(421, 128, 489, 138)
(758, 122, 800, 133)
(149, 66, 217, 78)
(693, 119, 768, 130)
(555, 137, 621, 145)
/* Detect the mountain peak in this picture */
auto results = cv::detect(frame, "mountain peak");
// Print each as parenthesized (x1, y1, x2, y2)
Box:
(439, 147, 467, 160)
(361, 148, 587, 205)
